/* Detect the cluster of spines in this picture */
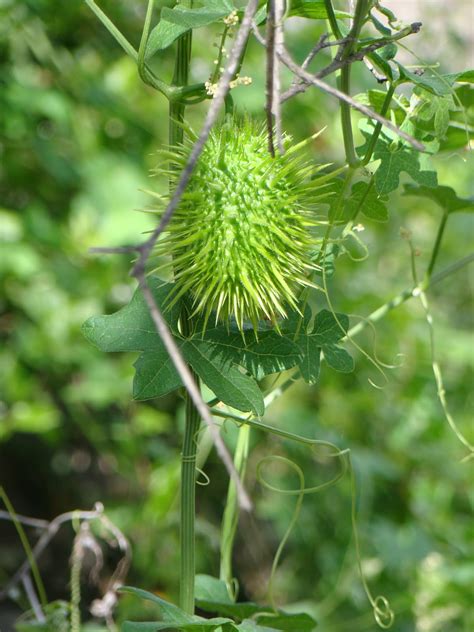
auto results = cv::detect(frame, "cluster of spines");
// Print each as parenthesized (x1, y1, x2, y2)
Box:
(149, 120, 334, 333)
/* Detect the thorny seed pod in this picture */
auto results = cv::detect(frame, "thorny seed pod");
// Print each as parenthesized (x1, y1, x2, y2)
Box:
(150, 119, 334, 333)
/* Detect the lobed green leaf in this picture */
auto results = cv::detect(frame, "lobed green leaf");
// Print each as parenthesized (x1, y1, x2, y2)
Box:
(358, 128, 438, 195)
(348, 181, 389, 222)
(133, 347, 183, 400)
(396, 64, 468, 97)
(323, 345, 354, 373)
(81, 279, 180, 352)
(182, 339, 265, 415)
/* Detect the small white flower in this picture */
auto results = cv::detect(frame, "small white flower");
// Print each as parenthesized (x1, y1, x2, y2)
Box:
(223, 10, 239, 26)
(205, 81, 218, 96)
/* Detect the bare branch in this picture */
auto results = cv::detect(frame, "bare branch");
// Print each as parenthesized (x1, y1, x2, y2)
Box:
(22, 574, 45, 623)
(273, 0, 285, 154)
(0, 503, 130, 602)
(281, 22, 422, 101)
(0, 511, 49, 529)
(265, 0, 276, 156)
(252, 19, 423, 150)
(277, 46, 424, 150)
(301, 34, 331, 71)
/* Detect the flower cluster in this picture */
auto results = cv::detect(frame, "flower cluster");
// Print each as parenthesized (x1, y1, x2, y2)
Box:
(223, 10, 239, 26)
(204, 75, 252, 97)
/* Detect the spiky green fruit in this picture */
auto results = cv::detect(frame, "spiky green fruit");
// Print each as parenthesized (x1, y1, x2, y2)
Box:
(152, 119, 332, 332)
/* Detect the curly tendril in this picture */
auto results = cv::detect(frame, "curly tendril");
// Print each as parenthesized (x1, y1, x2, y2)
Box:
(211, 409, 395, 629)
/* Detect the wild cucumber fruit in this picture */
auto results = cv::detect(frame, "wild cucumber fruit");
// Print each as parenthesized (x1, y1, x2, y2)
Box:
(152, 119, 332, 332)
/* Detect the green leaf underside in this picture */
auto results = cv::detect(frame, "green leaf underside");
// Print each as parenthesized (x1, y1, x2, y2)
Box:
(397, 64, 473, 96)
(235, 623, 277, 632)
(202, 327, 302, 379)
(256, 613, 317, 631)
(146, 1, 234, 57)
(194, 576, 317, 630)
(348, 181, 389, 222)
(195, 574, 234, 605)
(323, 344, 354, 373)
(197, 600, 273, 622)
(182, 339, 265, 415)
(83, 282, 352, 407)
(123, 582, 316, 631)
(81, 279, 180, 352)
(358, 129, 438, 195)
(122, 621, 235, 631)
(196, 578, 272, 619)
(288, 0, 350, 20)
(121, 586, 234, 631)
(403, 183, 474, 214)
(133, 347, 183, 400)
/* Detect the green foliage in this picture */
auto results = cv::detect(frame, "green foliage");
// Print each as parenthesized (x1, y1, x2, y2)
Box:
(287, 0, 349, 20)
(357, 127, 438, 195)
(403, 184, 474, 214)
(1, 1, 473, 632)
(146, 0, 235, 57)
(83, 281, 352, 412)
(347, 181, 388, 222)
(121, 579, 317, 631)
(14, 601, 70, 632)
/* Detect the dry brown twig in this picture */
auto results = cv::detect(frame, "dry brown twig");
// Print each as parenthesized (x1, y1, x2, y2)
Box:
(281, 21, 422, 101)
(0, 501, 130, 619)
(251, 21, 423, 150)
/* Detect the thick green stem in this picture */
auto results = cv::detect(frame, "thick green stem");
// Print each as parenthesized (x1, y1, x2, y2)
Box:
(339, 66, 359, 166)
(338, 0, 369, 167)
(180, 392, 201, 614)
(219, 423, 250, 597)
(167, 19, 198, 615)
(170, 31, 192, 147)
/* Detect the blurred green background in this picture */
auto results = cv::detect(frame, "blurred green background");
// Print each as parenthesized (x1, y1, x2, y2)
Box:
(0, 1, 473, 631)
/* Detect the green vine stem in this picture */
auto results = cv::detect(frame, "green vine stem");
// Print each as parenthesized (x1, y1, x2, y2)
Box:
(166, 6, 199, 613)
(338, 0, 369, 167)
(361, 83, 396, 166)
(219, 423, 250, 597)
(323, 0, 342, 40)
(180, 390, 201, 614)
(424, 210, 448, 282)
